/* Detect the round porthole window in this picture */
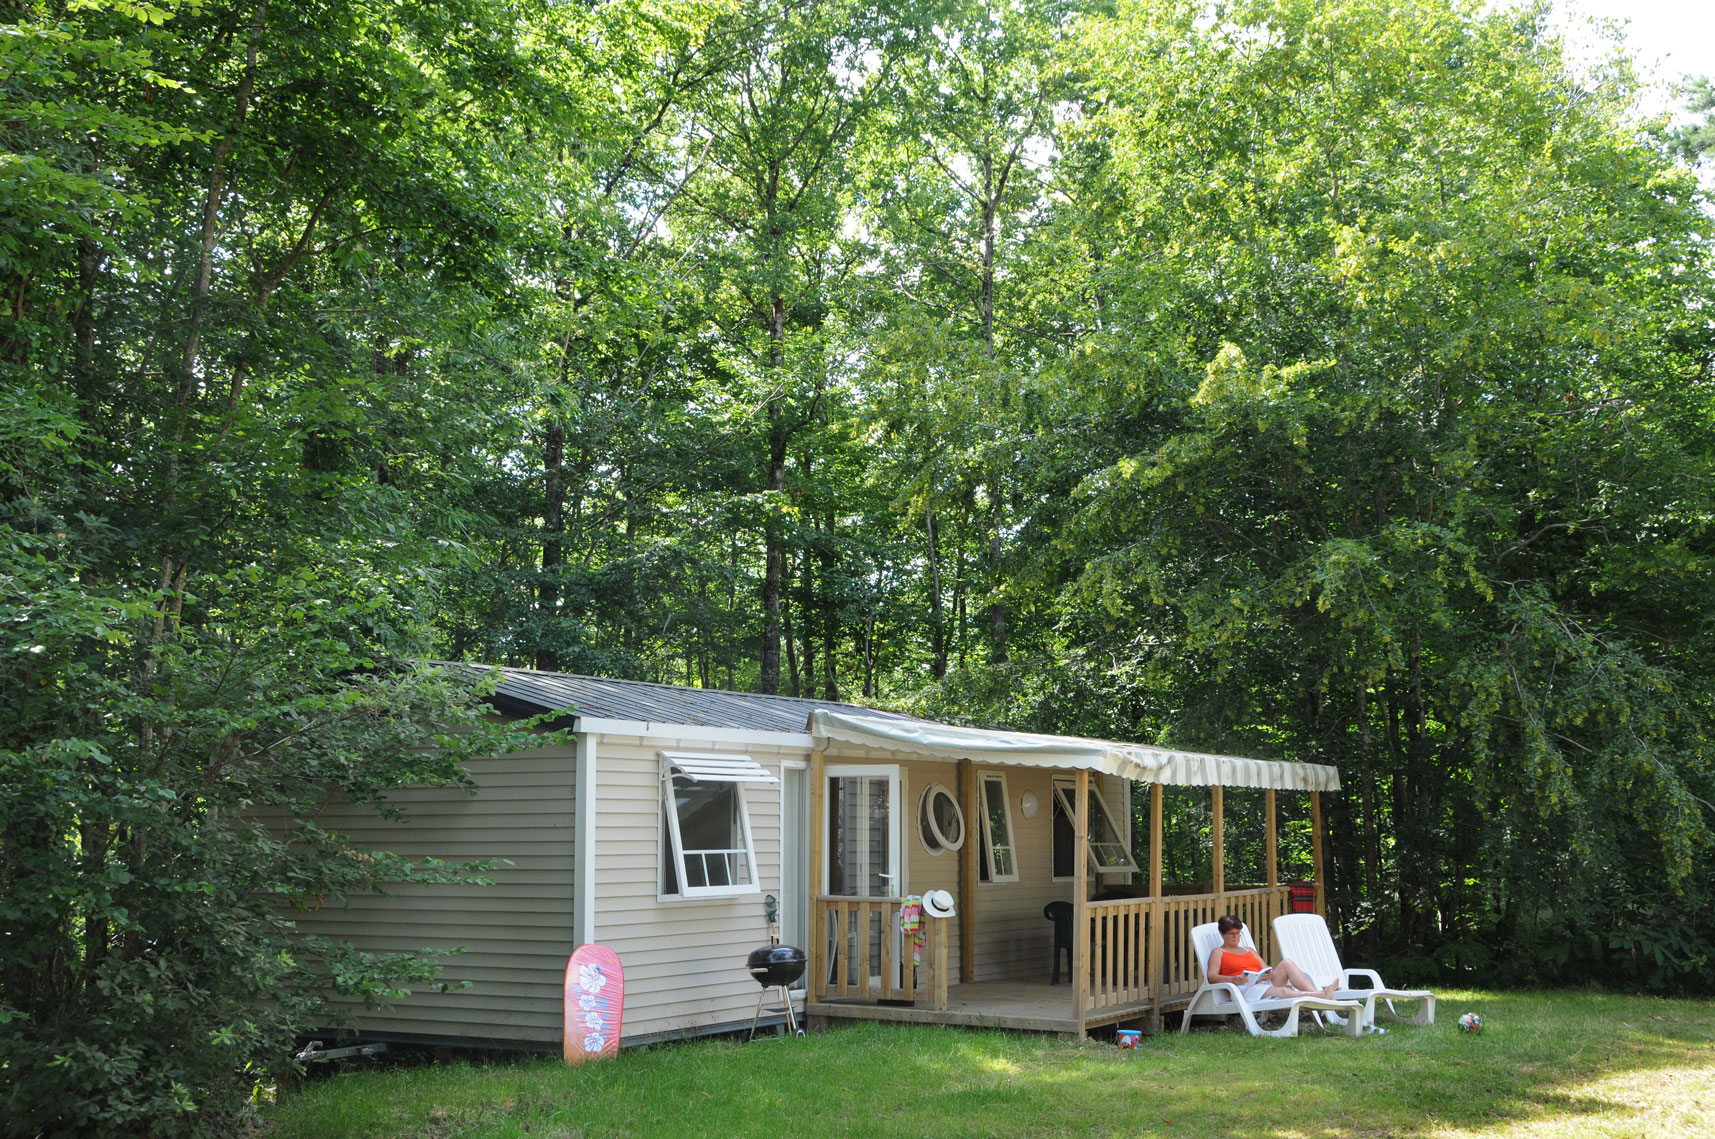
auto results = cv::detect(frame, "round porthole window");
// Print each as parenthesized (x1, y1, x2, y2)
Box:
(918, 784, 965, 854)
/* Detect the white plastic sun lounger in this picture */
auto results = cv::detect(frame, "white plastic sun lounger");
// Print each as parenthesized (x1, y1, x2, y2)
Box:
(1181, 921, 1364, 1038)
(1273, 913, 1436, 1028)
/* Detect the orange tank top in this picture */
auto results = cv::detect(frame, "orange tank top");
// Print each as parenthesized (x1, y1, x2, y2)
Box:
(1220, 948, 1265, 976)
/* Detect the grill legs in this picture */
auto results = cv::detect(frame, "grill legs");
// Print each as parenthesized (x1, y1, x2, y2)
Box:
(748, 985, 804, 1040)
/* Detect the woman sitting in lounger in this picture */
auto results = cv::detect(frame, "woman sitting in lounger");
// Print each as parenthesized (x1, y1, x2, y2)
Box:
(1208, 914, 1338, 1000)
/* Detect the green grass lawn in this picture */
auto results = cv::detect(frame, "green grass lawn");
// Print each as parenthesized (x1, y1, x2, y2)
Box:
(258, 990, 1715, 1138)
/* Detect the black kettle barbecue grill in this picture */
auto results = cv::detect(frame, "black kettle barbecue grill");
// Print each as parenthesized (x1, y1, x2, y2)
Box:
(745, 944, 806, 1039)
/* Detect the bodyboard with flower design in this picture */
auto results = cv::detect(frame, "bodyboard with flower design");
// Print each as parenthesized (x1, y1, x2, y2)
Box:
(563, 944, 623, 1063)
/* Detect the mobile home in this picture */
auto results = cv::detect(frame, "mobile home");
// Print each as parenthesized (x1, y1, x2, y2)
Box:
(290, 667, 1339, 1047)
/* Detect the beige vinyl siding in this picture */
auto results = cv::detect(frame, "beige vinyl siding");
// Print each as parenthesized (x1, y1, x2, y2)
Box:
(285, 745, 576, 1045)
(590, 733, 806, 1043)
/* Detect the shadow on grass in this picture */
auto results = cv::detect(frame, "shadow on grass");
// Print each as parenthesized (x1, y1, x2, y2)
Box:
(261, 990, 1715, 1138)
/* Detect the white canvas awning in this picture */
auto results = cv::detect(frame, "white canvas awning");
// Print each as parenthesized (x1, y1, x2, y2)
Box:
(808, 710, 1339, 792)
(660, 751, 780, 784)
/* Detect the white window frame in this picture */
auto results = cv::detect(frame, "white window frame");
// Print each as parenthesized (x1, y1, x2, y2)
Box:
(917, 782, 965, 856)
(978, 771, 1020, 883)
(779, 759, 809, 983)
(659, 752, 773, 900)
(1051, 776, 1140, 880)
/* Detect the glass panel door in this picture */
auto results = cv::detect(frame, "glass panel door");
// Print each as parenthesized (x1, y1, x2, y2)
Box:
(824, 766, 902, 989)
(824, 767, 900, 897)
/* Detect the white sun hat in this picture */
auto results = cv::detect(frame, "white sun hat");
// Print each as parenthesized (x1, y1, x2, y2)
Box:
(921, 889, 956, 919)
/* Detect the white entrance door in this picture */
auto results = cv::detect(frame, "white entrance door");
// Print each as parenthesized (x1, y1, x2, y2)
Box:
(823, 765, 903, 989)
(823, 765, 901, 897)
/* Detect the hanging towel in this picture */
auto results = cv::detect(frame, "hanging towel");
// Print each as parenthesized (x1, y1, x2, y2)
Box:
(899, 896, 926, 966)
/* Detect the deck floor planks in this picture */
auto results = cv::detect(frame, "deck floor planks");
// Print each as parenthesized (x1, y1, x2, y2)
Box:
(808, 980, 1161, 1034)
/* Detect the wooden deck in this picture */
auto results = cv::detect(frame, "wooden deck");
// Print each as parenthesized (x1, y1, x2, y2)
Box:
(801, 763, 1334, 1039)
(806, 883, 1303, 1036)
(808, 980, 1157, 1034)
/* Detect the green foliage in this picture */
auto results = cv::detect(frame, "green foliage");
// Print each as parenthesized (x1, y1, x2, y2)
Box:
(8, 0, 1715, 1129)
(1, 0, 570, 1131)
(1053, 0, 1715, 989)
(1668, 77, 1715, 164)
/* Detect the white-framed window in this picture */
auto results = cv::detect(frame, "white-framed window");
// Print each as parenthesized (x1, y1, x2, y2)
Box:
(1051, 777, 1139, 879)
(918, 782, 965, 856)
(660, 752, 778, 899)
(978, 772, 1019, 883)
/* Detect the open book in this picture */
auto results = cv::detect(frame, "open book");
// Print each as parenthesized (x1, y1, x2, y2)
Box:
(1240, 967, 1273, 983)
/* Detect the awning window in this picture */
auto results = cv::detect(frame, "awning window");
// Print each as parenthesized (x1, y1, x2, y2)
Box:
(660, 751, 780, 785)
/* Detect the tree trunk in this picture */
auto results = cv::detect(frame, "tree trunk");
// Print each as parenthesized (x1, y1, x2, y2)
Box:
(178, 8, 263, 411)
(862, 614, 877, 698)
(141, 8, 264, 704)
(800, 550, 817, 698)
(980, 154, 1008, 665)
(760, 296, 787, 694)
(926, 507, 946, 678)
(1356, 680, 1380, 904)
(72, 236, 101, 418)
(1401, 622, 1432, 948)
(536, 419, 565, 671)
(820, 513, 838, 701)
(954, 543, 967, 668)
(726, 530, 739, 690)
(784, 554, 800, 697)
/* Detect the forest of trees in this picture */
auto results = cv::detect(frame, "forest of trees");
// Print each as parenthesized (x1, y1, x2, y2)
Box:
(4, 0, 1713, 1132)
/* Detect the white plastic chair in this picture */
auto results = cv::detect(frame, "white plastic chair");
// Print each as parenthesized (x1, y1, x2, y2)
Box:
(1273, 913, 1436, 1028)
(1180, 921, 1363, 1038)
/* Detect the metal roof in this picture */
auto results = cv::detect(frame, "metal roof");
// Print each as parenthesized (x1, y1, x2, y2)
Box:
(432, 664, 1338, 790)
(450, 664, 927, 734)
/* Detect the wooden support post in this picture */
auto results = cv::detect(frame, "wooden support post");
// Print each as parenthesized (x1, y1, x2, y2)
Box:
(1310, 789, 1326, 916)
(1149, 782, 1163, 899)
(1074, 768, 1090, 1028)
(1264, 787, 1279, 960)
(959, 758, 976, 986)
(1265, 788, 1278, 888)
(1147, 781, 1163, 1034)
(1210, 784, 1224, 899)
(807, 745, 825, 1005)
(934, 916, 949, 1011)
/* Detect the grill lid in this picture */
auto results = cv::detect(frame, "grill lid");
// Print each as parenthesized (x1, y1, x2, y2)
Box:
(746, 944, 807, 987)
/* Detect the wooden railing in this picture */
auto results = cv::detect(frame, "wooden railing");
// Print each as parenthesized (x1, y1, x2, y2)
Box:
(1087, 898, 1148, 1010)
(813, 896, 949, 1011)
(1090, 885, 1295, 1010)
(810, 885, 1297, 1025)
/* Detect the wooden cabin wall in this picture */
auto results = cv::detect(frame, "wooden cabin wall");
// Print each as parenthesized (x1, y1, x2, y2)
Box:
(897, 758, 966, 984)
(875, 758, 1129, 985)
(959, 769, 1133, 983)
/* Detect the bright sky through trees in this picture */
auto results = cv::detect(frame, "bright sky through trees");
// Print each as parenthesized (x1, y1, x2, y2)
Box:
(1552, 0, 1715, 113)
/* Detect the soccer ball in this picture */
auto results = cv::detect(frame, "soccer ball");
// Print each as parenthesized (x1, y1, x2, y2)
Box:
(1458, 1011, 1484, 1034)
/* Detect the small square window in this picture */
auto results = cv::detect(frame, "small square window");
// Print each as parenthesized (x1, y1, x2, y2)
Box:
(978, 772, 1019, 883)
